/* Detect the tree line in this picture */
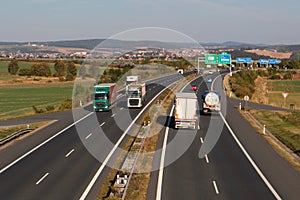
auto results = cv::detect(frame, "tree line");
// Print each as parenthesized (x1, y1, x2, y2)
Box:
(8, 60, 77, 81)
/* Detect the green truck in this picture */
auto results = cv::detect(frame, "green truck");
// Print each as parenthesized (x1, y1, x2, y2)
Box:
(93, 83, 117, 111)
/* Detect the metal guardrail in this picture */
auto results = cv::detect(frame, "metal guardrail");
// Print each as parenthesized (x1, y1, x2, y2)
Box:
(0, 128, 33, 145)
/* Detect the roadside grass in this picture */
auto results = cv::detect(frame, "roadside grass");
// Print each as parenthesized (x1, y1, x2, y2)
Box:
(249, 110, 300, 156)
(0, 83, 73, 120)
(0, 121, 51, 141)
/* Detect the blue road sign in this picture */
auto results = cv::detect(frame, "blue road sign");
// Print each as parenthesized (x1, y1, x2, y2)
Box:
(236, 57, 252, 63)
(245, 58, 252, 63)
(260, 59, 267, 65)
(268, 59, 281, 64)
(236, 58, 246, 63)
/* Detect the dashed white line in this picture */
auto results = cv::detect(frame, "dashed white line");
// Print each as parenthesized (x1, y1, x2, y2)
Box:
(111, 114, 115, 118)
(65, 149, 75, 158)
(120, 107, 124, 110)
(212, 180, 219, 194)
(85, 133, 92, 139)
(198, 125, 200, 130)
(205, 154, 209, 163)
(36, 173, 49, 185)
(200, 137, 204, 144)
(100, 122, 105, 127)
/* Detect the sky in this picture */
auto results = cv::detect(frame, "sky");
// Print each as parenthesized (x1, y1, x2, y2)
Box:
(0, 0, 299, 44)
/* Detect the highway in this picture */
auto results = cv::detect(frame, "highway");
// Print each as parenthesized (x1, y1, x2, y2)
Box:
(0, 72, 192, 200)
(149, 72, 300, 200)
(1, 70, 299, 200)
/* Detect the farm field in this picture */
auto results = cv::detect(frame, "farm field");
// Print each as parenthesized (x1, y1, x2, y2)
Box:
(0, 83, 73, 120)
(267, 80, 300, 109)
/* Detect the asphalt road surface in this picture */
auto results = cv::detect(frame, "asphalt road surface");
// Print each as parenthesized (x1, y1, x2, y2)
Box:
(0, 72, 193, 200)
(148, 72, 300, 200)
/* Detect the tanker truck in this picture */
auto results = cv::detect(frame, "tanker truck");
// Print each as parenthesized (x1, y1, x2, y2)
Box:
(201, 91, 221, 114)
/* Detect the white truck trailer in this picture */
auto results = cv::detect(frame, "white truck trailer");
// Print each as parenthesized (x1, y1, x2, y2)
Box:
(127, 82, 146, 108)
(174, 92, 198, 129)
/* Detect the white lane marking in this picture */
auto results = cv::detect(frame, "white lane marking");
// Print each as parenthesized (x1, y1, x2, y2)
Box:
(100, 122, 105, 127)
(211, 74, 223, 91)
(65, 149, 75, 158)
(200, 137, 204, 144)
(220, 112, 282, 200)
(85, 133, 92, 140)
(0, 112, 94, 174)
(111, 114, 115, 118)
(212, 180, 219, 194)
(156, 105, 175, 200)
(36, 173, 50, 185)
(205, 154, 209, 163)
(198, 125, 200, 130)
(80, 83, 174, 200)
(120, 107, 124, 110)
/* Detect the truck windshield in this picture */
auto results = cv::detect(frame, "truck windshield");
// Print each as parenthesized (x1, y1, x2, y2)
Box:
(95, 93, 108, 100)
(128, 91, 140, 98)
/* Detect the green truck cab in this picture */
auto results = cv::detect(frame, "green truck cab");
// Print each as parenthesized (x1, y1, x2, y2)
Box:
(93, 83, 116, 112)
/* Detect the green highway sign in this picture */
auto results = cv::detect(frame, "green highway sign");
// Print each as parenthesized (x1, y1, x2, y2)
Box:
(205, 54, 217, 64)
(218, 53, 231, 65)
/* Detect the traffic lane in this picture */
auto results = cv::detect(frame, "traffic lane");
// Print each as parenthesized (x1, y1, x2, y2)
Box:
(225, 97, 300, 200)
(0, 124, 92, 199)
(207, 117, 275, 199)
(0, 114, 75, 170)
(162, 128, 214, 200)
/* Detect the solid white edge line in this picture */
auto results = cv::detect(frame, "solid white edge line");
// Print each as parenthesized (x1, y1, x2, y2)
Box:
(79, 84, 175, 200)
(36, 172, 50, 185)
(0, 112, 94, 174)
(156, 105, 175, 200)
(85, 133, 92, 140)
(212, 180, 219, 194)
(65, 149, 75, 158)
(219, 112, 282, 200)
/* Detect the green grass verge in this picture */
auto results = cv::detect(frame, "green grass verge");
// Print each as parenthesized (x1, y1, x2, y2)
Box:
(249, 110, 300, 156)
(0, 121, 50, 140)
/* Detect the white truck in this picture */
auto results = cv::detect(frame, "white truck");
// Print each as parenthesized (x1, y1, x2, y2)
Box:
(126, 75, 140, 93)
(174, 93, 198, 129)
(127, 82, 146, 108)
(201, 91, 221, 114)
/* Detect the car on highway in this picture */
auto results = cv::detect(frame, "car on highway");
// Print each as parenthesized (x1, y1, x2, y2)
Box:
(191, 85, 197, 91)
(208, 71, 213, 74)
(207, 78, 212, 83)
